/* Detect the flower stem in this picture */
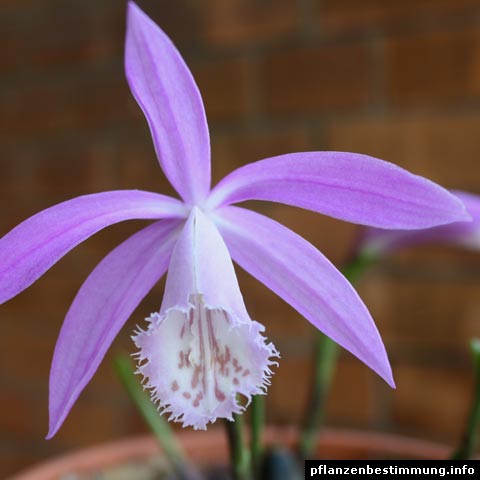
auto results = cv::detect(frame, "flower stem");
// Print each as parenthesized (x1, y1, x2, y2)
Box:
(250, 395, 265, 478)
(451, 339, 480, 460)
(298, 251, 377, 458)
(298, 332, 338, 459)
(225, 414, 252, 480)
(114, 354, 188, 475)
(342, 250, 378, 285)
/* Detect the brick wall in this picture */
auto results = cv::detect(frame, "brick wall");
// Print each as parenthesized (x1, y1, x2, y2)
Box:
(1, 0, 480, 476)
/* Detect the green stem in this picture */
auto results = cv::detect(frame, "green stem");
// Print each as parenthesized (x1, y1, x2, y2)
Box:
(298, 333, 339, 458)
(342, 250, 378, 285)
(114, 354, 186, 473)
(251, 395, 265, 477)
(298, 251, 377, 458)
(451, 339, 480, 460)
(225, 414, 252, 480)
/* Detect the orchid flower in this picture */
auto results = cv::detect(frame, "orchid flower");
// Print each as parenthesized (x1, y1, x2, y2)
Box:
(0, 2, 471, 438)
(359, 191, 480, 257)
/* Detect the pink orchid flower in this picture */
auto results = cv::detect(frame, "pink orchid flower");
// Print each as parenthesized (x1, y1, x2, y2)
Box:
(0, 2, 471, 437)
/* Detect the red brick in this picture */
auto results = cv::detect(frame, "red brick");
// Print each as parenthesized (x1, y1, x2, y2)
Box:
(0, 377, 131, 449)
(132, 0, 203, 48)
(326, 112, 480, 187)
(237, 266, 318, 342)
(201, 0, 300, 47)
(386, 27, 480, 106)
(0, 269, 78, 334)
(0, 27, 20, 75)
(267, 356, 312, 424)
(33, 148, 114, 200)
(326, 358, 378, 427)
(0, 0, 68, 10)
(0, 327, 53, 382)
(22, 13, 119, 73)
(114, 135, 178, 197)
(359, 274, 480, 353)
(0, 391, 32, 437)
(267, 204, 358, 266)
(0, 448, 45, 480)
(50, 400, 129, 447)
(318, 0, 480, 34)
(0, 2, 124, 77)
(191, 57, 251, 121)
(391, 364, 472, 440)
(267, 355, 376, 427)
(1, 73, 129, 140)
(0, 385, 49, 443)
(265, 44, 370, 114)
(1, 135, 173, 215)
(210, 127, 310, 184)
(0, 1, 201, 77)
(390, 244, 480, 274)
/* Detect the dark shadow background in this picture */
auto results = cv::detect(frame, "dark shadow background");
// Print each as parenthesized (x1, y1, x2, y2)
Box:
(1, 0, 480, 476)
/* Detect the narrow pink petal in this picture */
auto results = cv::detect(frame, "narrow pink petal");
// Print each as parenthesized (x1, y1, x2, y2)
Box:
(361, 190, 480, 255)
(214, 206, 394, 387)
(47, 219, 183, 438)
(0, 190, 186, 304)
(456, 190, 480, 219)
(125, 2, 211, 204)
(207, 152, 470, 229)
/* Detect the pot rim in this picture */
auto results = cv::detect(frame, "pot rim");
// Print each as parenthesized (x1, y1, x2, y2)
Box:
(9, 427, 452, 480)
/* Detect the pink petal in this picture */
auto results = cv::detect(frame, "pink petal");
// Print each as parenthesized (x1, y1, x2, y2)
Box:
(133, 208, 277, 429)
(125, 2, 211, 204)
(47, 219, 182, 438)
(360, 190, 480, 255)
(207, 152, 469, 229)
(0, 190, 186, 304)
(214, 206, 394, 387)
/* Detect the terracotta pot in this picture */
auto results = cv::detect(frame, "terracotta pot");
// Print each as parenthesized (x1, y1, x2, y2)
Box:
(10, 427, 452, 480)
